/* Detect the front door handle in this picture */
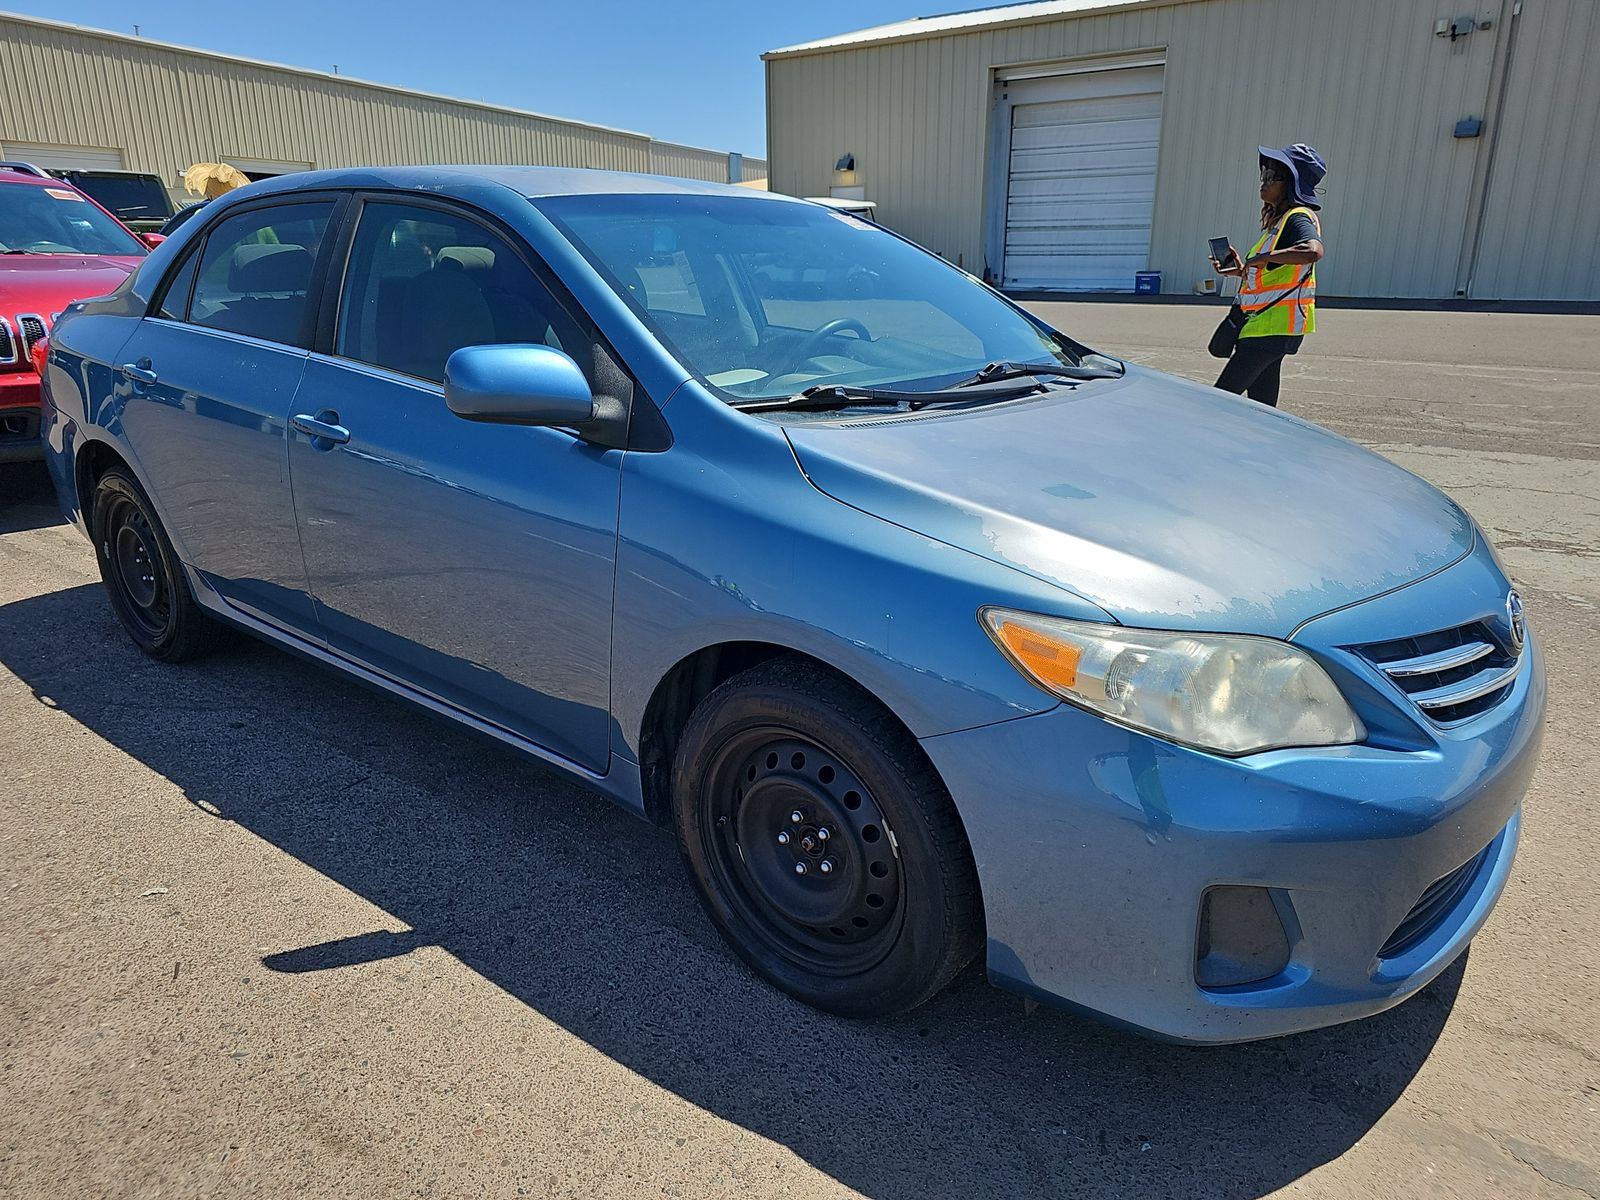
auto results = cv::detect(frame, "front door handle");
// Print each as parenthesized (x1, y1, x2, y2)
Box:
(118, 358, 158, 385)
(290, 412, 351, 446)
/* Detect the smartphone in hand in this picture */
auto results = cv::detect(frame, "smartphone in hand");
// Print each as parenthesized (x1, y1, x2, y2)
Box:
(1208, 236, 1239, 269)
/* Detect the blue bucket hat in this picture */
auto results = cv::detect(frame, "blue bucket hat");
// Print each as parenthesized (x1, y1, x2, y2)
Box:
(1259, 143, 1326, 210)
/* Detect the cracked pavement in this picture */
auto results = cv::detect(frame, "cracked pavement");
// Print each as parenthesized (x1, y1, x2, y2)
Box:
(1, 304, 1597, 1199)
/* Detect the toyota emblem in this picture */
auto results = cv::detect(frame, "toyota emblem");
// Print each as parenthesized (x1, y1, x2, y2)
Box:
(1506, 591, 1526, 654)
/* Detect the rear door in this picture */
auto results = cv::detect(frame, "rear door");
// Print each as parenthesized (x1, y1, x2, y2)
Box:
(114, 195, 341, 631)
(285, 196, 621, 771)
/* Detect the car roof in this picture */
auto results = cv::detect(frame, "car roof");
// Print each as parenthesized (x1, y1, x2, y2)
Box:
(55, 168, 166, 179)
(0, 166, 73, 188)
(234, 164, 800, 204)
(803, 196, 877, 211)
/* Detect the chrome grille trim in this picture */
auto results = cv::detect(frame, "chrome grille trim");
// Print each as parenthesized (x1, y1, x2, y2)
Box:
(1382, 641, 1494, 677)
(0, 317, 15, 364)
(1356, 616, 1521, 724)
(1411, 662, 1523, 711)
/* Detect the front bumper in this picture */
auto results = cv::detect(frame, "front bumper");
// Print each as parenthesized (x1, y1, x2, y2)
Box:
(0, 372, 42, 462)
(921, 556, 1546, 1044)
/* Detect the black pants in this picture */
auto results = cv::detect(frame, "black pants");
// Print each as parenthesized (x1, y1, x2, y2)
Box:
(1214, 335, 1301, 406)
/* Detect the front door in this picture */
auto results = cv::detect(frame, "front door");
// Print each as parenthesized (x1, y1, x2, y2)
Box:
(115, 196, 339, 630)
(286, 198, 620, 772)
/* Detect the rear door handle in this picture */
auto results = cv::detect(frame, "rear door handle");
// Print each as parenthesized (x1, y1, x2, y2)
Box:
(290, 412, 351, 446)
(118, 359, 158, 385)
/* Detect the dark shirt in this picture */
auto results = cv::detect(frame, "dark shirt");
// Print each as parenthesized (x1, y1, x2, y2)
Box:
(1267, 212, 1319, 258)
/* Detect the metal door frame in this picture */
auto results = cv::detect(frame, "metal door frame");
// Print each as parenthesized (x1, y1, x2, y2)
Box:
(982, 49, 1167, 290)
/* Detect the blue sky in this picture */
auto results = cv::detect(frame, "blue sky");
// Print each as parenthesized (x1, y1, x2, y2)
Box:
(2, 0, 962, 156)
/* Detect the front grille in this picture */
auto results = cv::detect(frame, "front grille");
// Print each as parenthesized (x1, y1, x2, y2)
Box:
(1358, 620, 1520, 724)
(16, 314, 48, 357)
(1379, 846, 1490, 958)
(0, 317, 15, 364)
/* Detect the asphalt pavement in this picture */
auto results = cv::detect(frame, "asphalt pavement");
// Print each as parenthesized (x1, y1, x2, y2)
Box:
(2, 303, 1596, 1199)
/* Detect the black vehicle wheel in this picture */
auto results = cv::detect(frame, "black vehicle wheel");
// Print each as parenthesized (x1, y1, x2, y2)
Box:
(672, 657, 983, 1016)
(91, 468, 223, 662)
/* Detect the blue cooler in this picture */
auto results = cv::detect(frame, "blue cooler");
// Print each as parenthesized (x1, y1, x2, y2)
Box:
(1134, 271, 1162, 295)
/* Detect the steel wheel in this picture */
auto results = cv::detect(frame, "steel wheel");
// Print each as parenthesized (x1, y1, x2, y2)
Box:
(672, 657, 983, 1016)
(91, 467, 225, 662)
(703, 729, 904, 976)
(102, 495, 172, 641)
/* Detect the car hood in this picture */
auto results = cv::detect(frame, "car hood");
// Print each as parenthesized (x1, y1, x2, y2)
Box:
(782, 365, 1474, 637)
(0, 254, 142, 317)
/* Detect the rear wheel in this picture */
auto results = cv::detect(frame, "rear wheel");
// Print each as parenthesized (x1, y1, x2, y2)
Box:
(672, 657, 983, 1016)
(92, 468, 223, 662)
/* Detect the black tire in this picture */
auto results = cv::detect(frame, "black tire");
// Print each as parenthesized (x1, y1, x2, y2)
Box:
(91, 468, 223, 662)
(672, 657, 983, 1016)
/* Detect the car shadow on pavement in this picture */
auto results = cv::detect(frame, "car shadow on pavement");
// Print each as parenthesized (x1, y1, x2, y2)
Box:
(0, 461, 66, 535)
(0, 582, 1464, 1200)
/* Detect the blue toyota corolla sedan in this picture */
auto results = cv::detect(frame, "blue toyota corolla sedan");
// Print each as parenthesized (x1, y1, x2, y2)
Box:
(38, 167, 1544, 1043)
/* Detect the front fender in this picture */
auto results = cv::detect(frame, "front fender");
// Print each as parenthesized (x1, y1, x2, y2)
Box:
(611, 386, 1108, 759)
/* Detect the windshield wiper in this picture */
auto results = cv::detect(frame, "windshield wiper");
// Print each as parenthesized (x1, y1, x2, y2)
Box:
(734, 386, 884, 413)
(735, 377, 1053, 414)
(954, 360, 1122, 387)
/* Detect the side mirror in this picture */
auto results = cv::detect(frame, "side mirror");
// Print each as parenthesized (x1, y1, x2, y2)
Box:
(443, 344, 595, 428)
(140, 232, 166, 249)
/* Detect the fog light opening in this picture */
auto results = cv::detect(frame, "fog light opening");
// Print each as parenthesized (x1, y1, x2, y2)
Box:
(1196, 886, 1292, 990)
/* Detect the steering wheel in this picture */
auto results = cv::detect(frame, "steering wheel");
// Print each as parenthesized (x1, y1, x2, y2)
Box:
(773, 317, 873, 378)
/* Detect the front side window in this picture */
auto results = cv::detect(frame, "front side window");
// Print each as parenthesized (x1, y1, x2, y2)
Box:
(536, 194, 1082, 402)
(336, 202, 580, 385)
(184, 201, 335, 346)
(0, 182, 148, 257)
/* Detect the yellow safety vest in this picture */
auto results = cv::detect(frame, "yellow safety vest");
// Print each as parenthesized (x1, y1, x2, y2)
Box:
(1238, 206, 1320, 338)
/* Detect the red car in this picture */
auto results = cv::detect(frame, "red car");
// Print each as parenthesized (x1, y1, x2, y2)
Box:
(2, 164, 152, 462)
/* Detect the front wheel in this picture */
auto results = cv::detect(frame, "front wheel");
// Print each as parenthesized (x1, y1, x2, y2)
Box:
(672, 658, 983, 1016)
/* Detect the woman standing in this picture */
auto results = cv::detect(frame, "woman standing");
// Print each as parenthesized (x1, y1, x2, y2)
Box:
(1210, 144, 1327, 406)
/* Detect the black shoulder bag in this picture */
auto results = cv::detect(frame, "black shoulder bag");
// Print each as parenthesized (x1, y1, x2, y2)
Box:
(1206, 304, 1250, 359)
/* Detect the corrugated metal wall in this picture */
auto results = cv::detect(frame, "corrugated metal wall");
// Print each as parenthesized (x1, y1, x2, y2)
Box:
(649, 141, 734, 182)
(1467, 0, 1600, 300)
(767, 0, 1600, 300)
(0, 13, 756, 194)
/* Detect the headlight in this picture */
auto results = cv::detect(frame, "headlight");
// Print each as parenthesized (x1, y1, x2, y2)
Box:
(980, 608, 1364, 755)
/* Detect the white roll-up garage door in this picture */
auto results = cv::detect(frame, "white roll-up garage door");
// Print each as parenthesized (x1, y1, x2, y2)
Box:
(0, 143, 126, 173)
(997, 65, 1164, 292)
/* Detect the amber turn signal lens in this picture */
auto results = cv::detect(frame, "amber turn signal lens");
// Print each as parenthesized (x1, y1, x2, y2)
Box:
(992, 618, 1082, 691)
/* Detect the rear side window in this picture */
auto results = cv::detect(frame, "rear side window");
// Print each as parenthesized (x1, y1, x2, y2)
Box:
(184, 202, 335, 346)
(155, 251, 199, 321)
(335, 201, 582, 385)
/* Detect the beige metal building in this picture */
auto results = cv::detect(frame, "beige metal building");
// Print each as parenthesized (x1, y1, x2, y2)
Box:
(765, 0, 1600, 300)
(0, 12, 765, 209)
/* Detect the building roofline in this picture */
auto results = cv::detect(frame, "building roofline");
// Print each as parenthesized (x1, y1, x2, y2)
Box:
(227, 164, 804, 202)
(763, 0, 1201, 60)
(0, 9, 679, 146)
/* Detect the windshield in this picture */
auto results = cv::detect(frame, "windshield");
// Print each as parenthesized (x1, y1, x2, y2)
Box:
(61, 173, 172, 221)
(535, 194, 1091, 401)
(0, 182, 148, 256)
